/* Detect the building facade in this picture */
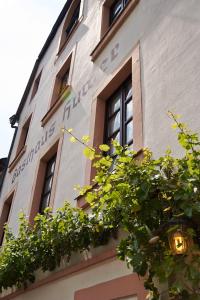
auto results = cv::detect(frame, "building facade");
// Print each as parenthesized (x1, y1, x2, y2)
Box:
(0, 0, 200, 299)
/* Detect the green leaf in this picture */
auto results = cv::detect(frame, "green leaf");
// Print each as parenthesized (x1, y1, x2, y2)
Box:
(83, 147, 95, 160)
(99, 144, 110, 152)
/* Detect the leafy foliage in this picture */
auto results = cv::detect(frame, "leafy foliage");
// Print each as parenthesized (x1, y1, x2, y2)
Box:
(1, 115, 200, 299)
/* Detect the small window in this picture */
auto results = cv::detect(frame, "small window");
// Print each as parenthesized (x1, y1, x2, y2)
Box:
(110, 0, 129, 25)
(16, 115, 32, 154)
(59, 0, 82, 52)
(39, 154, 57, 214)
(105, 76, 133, 154)
(59, 70, 70, 96)
(92, 0, 139, 61)
(29, 140, 60, 222)
(0, 193, 13, 246)
(30, 71, 42, 101)
(65, 1, 81, 37)
(51, 54, 72, 107)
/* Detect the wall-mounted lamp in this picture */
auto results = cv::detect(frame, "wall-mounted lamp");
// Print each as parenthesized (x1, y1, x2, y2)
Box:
(168, 228, 190, 255)
(149, 218, 194, 255)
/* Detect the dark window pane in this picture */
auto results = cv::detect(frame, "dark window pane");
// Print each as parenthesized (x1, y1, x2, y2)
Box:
(126, 100, 133, 121)
(124, 0, 129, 5)
(46, 159, 56, 177)
(40, 194, 50, 213)
(109, 92, 121, 117)
(105, 76, 132, 148)
(66, 1, 81, 36)
(125, 80, 132, 101)
(60, 70, 69, 94)
(39, 155, 57, 214)
(110, 0, 123, 24)
(108, 111, 120, 136)
(108, 131, 120, 155)
(43, 177, 53, 195)
(125, 121, 133, 144)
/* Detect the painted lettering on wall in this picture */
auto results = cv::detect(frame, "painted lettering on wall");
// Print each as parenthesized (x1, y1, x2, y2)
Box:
(62, 43, 120, 122)
(11, 43, 120, 184)
(12, 122, 56, 184)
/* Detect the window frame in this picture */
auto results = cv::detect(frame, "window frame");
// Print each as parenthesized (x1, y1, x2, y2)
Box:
(91, 0, 140, 61)
(39, 154, 57, 214)
(30, 70, 42, 101)
(105, 75, 133, 152)
(82, 44, 142, 205)
(58, 0, 84, 55)
(41, 50, 74, 127)
(16, 114, 32, 155)
(0, 190, 15, 246)
(29, 136, 63, 224)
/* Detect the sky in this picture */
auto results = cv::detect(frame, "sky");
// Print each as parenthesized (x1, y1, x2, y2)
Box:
(0, 0, 66, 158)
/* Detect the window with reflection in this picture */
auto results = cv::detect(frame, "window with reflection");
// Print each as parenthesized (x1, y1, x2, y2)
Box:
(110, 0, 129, 25)
(39, 155, 57, 214)
(105, 76, 133, 155)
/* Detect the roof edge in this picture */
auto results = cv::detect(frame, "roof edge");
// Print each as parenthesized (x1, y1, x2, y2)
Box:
(16, 0, 73, 119)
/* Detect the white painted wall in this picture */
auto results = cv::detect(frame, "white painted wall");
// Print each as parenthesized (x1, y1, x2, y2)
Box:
(1, 0, 200, 298)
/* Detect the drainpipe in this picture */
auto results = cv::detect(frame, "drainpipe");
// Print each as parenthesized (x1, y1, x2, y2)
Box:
(0, 114, 18, 196)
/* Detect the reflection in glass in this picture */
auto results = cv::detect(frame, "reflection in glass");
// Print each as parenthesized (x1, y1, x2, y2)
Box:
(44, 177, 53, 195)
(108, 112, 120, 136)
(109, 93, 121, 116)
(126, 121, 133, 144)
(110, 0, 123, 24)
(125, 81, 132, 100)
(126, 100, 133, 120)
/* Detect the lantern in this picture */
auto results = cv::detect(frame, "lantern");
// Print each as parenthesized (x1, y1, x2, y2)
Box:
(168, 228, 189, 255)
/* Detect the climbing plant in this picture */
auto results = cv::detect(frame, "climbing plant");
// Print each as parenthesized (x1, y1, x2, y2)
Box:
(0, 113, 200, 299)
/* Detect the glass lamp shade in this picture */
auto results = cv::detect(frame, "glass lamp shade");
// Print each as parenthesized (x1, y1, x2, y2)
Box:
(168, 229, 190, 255)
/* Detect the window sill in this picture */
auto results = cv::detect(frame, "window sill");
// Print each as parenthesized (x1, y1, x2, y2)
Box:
(56, 16, 83, 58)
(41, 85, 71, 127)
(9, 145, 27, 173)
(90, 0, 140, 62)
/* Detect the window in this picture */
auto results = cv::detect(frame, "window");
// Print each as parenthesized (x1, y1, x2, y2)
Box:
(110, 0, 129, 25)
(51, 54, 72, 106)
(41, 52, 73, 127)
(75, 274, 146, 300)
(105, 76, 133, 154)
(59, 70, 70, 96)
(65, 1, 81, 37)
(39, 154, 57, 214)
(29, 138, 63, 223)
(16, 115, 32, 154)
(59, 0, 82, 53)
(91, 0, 139, 61)
(30, 71, 42, 101)
(0, 192, 13, 246)
(83, 45, 142, 193)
